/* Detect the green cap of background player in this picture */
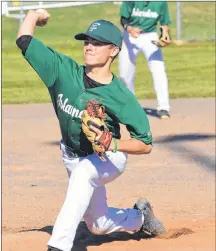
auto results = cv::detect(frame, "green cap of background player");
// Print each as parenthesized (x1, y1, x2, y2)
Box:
(75, 19, 122, 49)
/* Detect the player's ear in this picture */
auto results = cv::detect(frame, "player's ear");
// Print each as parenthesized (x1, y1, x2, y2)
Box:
(110, 46, 120, 58)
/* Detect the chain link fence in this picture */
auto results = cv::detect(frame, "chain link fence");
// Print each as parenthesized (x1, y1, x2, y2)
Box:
(169, 2, 215, 41)
(2, 1, 216, 41)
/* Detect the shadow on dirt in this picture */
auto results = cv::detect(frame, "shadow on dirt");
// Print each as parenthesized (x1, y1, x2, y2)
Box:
(154, 134, 216, 143)
(154, 133, 216, 172)
(44, 133, 215, 172)
(46, 140, 60, 146)
(45, 133, 216, 146)
(20, 221, 194, 251)
(20, 221, 153, 251)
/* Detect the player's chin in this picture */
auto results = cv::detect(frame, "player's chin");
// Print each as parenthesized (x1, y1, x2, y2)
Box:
(84, 57, 95, 66)
(85, 60, 95, 66)
(84, 60, 104, 67)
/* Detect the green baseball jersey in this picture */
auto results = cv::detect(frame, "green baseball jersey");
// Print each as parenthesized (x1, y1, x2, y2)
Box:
(120, 1, 171, 32)
(23, 37, 152, 156)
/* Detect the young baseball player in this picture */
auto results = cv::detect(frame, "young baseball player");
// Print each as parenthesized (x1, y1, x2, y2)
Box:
(16, 9, 165, 251)
(119, 1, 171, 119)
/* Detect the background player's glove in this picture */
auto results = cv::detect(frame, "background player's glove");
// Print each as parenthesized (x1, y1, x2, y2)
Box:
(81, 99, 112, 161)
(152, 26, 171, 47)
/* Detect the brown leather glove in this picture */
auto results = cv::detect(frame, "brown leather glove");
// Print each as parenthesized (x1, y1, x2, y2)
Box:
(81, 99, 112, 161)
(152, 26, 171, 47)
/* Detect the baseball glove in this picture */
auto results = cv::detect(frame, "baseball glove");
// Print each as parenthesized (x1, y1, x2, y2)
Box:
(81, 99, 112, 161)
(152, 26, 171, 47)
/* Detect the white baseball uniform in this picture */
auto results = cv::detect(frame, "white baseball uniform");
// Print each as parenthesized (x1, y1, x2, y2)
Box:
(48, 142, 143, 251)
(119, 1, 171, 112)
(16, 20, 153, 251)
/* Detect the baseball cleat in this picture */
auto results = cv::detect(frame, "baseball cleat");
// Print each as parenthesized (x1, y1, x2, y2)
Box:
(157, 110, 170, 119)
(134, 198, 166, 236)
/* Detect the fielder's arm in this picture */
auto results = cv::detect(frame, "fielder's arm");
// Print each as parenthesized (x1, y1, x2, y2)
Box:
(17, 9, 50, 38)
(110, 138, 152, 154)
(16, 10, 60, 87)
(90, 125, 152, 155)
(109, 136, 152, 154)
(120, 16, 141, 38)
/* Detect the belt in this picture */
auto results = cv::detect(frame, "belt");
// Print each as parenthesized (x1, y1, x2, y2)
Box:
(60, 140, 90, 158)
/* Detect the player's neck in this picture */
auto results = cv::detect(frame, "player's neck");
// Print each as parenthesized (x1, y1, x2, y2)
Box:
(85, 66, 113, 85)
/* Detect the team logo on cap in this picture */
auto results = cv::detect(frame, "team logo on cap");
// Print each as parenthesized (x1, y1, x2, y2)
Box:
(89, 22, 101, 32)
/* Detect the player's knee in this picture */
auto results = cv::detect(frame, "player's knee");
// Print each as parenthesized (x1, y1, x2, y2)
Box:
(85, 217, 110, 235)
(87, 224, 109, 235)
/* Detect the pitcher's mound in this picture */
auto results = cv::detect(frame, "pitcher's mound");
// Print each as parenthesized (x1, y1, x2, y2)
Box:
(157, 228, 194, 239)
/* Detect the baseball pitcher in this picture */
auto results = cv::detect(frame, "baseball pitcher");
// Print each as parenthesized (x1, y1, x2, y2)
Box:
(16, 9, 165, 251)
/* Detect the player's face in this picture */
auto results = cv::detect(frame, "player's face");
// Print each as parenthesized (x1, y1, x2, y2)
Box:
(83, 38, 117, 66)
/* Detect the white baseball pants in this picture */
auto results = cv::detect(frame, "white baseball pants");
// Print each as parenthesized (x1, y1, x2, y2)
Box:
(48, 142, 143, 251)
(119, 31, 170, 112)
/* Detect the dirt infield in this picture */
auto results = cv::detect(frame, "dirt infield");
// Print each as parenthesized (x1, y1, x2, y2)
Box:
(2, 98, 215, 251)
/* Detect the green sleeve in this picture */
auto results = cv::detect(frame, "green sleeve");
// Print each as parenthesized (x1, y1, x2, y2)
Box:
(159, 2, 171, 25)
(24, 37, 61, 87)
(119, 1, 134, 18)
(118, 99, 152, 145)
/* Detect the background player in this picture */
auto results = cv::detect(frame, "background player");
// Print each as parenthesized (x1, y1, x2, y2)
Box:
(16, 9, 165, 251)
(119, 1, 171, 119)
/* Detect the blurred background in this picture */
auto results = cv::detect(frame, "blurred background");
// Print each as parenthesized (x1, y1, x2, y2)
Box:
(1, 1, 216, 104)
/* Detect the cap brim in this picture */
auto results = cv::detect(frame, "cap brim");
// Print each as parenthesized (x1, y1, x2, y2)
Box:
(74, 33, 88, 40)
(74, 33, 112, 45)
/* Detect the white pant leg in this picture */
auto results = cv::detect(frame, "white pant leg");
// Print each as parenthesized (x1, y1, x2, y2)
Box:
(119, 31, 140, 94)
(48, 146, 143, 251)
(48, 154, 94, 251)
(139, 32, 170, 111)
(84, 186, 143, 235)
(84, 152, 143, 235)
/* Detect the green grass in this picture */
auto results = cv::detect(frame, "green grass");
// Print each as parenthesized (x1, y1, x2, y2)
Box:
(135, 41, 215, 100)
(168, 2, 215, 40)
(2, 2, 215, 104)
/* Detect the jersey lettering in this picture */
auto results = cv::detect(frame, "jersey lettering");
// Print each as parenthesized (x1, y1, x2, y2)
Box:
(57, 94, 83, 118)
(132, 8, 159, 18)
